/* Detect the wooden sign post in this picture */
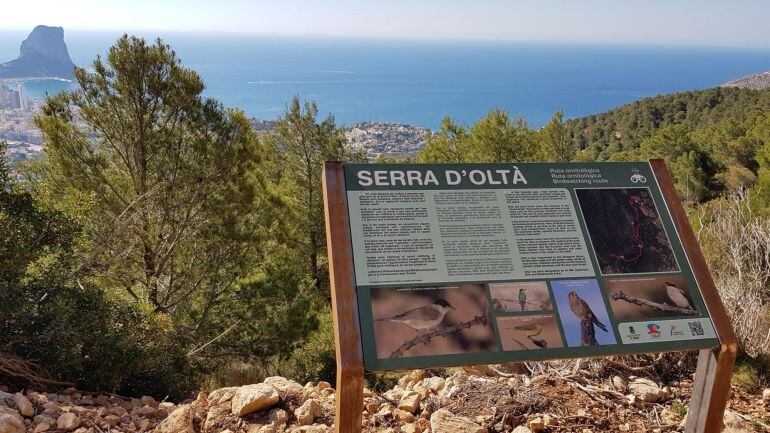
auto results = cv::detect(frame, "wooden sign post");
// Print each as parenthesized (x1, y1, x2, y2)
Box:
(323, 161, 365, 433)
(649, 160, 737, 433)
(323, 160, 737, 433)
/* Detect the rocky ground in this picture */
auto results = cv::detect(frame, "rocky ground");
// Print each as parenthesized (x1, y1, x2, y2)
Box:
(1, 367, 768, 433)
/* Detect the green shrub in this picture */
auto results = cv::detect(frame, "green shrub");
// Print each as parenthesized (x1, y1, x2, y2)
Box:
(280, 307, 336, 385)
(1, 281, 199, 398)
(732, 360, 766, 392)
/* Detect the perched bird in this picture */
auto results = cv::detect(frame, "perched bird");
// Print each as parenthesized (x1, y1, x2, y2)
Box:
(511, 322, 547, 348)
(664, 282, 694, 310)
(518, 289, 527, 311)
(513, 322, 544, 338)
(375, 299, 455, 332)
(568, 291, 608, 346)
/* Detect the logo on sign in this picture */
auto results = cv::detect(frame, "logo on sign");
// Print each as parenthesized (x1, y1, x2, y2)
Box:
(625, 325, 640, 341)
(647, 323, 662, 335)
(670, 325, 684, 336)
(630, 169, 647, 184)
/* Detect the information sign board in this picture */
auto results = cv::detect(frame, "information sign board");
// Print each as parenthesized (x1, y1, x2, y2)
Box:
(343, 162, 719, 370)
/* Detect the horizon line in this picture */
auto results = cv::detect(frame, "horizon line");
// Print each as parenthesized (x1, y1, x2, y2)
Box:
(2, 26, 770, 51)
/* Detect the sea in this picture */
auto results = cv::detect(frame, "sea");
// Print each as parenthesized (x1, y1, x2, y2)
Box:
(1, 30, 770, 129)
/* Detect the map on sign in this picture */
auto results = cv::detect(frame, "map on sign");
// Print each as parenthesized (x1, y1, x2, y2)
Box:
(342, 162, 719, 371)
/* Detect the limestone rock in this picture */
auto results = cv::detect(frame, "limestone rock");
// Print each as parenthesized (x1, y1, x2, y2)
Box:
(529, 416, 545, 432)
(393, 408, 415, 423)
(294, 399, 322, 426)
(0, 406, 25, 433)
(140, 418, 152, 431)
(12, 394, 33, 417)
(0, 25, 77, 78)
(762, 388, 770, 402)
(231, 384, 279, 417)
(398, 391, 422, 414)
(376, 404, 393, 419)
(155, 404, 194, 433)
(628, 378, 661, 403)
(56, 413, 80, 431)
(429, 408, 485, 433)
(103, 415, 121, 427)
(268, 408, 288, 425)
(422, 377, 445, 393)
(401, 423, 419, 433)
(140, 396, 157, 408)
(32, 422, 50, 433)
(512, 427, 533, 433)
(263, 377, 304, 400)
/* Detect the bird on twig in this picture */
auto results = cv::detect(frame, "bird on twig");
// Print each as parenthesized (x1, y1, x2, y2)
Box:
(568, 291, 608, 346)
(511, 322, 548, 348)
(518, 289, 527, 311)
(375, 299, 455, 332)
(664, 282, 693, 310)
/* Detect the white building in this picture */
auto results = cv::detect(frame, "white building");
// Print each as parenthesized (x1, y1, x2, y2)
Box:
(17, 85, 27, 111)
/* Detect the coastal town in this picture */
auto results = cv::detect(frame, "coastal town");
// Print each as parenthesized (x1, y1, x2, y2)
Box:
(3, 99, 430, 164)
(0, 83, 44, 165)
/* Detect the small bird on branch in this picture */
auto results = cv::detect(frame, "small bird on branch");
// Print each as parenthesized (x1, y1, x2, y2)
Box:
(518, 289, 527, 311)
(664, 282, 693, 310)
(511, 322, 548, 348)
(375, 299, 455, 332)
(568, 291, 608, 346)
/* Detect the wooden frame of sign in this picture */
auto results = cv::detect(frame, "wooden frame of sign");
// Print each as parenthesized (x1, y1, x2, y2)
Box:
(322, 159, 737, 433)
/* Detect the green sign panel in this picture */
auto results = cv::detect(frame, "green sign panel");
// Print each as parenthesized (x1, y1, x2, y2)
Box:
(343, 162, 719, 371)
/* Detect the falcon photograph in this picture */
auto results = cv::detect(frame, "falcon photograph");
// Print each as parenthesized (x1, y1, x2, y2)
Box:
(370, 284, 498, 358)
(606, 275, 697, 320)
(576, 188, 679, 275)
(552, 279, 617, 347)
(497, 315, 563, 351)
(490, 281, 553, 313)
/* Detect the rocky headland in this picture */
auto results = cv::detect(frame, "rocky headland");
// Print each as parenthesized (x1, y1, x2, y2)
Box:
(0, 26, 76, 80)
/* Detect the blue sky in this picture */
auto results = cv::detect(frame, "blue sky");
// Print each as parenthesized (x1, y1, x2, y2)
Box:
(2, 0, 770, 47)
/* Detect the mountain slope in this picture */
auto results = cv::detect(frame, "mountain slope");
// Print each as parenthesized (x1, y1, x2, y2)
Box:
(566, 86, 770, 159)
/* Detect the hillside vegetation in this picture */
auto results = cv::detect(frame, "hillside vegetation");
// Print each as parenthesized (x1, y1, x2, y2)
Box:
(1, 35, 769, 405)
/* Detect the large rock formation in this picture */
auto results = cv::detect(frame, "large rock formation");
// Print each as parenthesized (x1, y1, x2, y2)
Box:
(0, 26, 76, 79)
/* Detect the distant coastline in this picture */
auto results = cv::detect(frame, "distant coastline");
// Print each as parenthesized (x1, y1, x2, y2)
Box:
(4, 32, 770, 129)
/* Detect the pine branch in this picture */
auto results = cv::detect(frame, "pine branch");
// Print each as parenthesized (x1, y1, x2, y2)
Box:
(611, 291, 696, 315)
(389, 314, 490, 358)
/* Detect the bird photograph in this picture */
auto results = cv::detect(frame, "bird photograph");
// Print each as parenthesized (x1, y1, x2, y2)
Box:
(375, 298, 455, 332)
(489, 281, 552, 313)
(552, 279, 616, 347)
(568, 290, 608, 346)
(606, 275, 696, 320)
(371, 284, 498, 358)
(664, 281, 694, 310)
(497, 315, 563, 351)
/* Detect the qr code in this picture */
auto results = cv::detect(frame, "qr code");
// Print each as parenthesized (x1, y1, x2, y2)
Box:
(688, 321, 704, 336)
